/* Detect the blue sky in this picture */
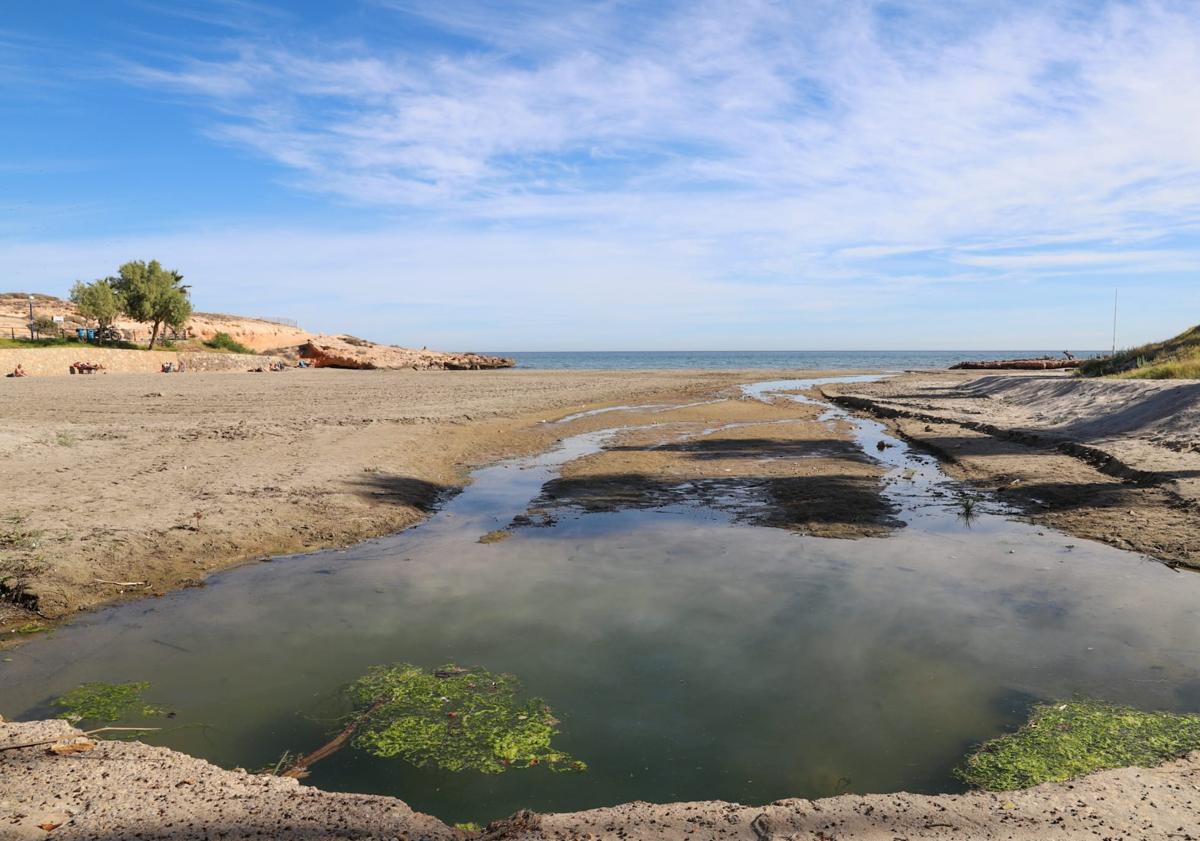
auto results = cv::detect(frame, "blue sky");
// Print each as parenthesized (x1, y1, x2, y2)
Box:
(3, 0, 1199, 350)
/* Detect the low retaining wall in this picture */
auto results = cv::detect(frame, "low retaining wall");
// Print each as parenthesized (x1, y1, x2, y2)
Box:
(0, 347, 281, 377)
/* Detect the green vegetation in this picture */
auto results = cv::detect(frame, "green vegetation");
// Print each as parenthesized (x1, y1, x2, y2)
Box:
(957, 700, 1200, 790)
(956, 492, 978, 521)
(0, 335, 140, 350)
(13, 622, 49, 635)
(285, 663, 586, 778)
(346, 663, 586, 773)
(52, 681, 164, 724)
(110, 260, 192, 350)
(1079, 324, 1200, 379)
(31, 315, 59, 334)
(71, 278, 123, 331)
(204, 331, 253, 354)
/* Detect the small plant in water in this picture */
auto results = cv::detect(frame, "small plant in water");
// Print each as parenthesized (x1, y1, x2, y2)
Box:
(283, 663, 585, 777)
(956, 492, 979, 522)
(957, 700, 1200, 790)
(52, 681, 164, 724)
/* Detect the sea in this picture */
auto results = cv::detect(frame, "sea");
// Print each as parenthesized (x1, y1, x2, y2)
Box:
(486, 350, 1104, 370)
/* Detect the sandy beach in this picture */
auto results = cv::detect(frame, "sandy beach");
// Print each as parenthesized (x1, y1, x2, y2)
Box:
(5, 366, 1200, 838)
(5, 366, 1199, 635)
(0, 368, 758, 632)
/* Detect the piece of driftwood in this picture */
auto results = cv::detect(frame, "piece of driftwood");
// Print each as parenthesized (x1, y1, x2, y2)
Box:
(280, 698, 387, 778)
(950, 358, 1084, 370)
(0, 727, 161, 752)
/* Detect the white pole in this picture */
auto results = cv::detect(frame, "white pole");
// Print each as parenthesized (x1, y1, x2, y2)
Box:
(1111, 289, 1118, 356)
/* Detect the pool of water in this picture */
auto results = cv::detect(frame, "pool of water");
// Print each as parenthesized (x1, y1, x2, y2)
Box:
(3, 377, 1199, 825)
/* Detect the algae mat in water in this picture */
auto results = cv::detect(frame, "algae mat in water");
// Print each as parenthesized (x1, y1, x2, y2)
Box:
(53, 681, 163, 724)
(958, 700, 1200, 790)
(340, 663, 585, 774)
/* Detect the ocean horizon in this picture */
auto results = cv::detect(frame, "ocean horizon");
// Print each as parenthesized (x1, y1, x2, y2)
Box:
(486, 350, 1105, 370)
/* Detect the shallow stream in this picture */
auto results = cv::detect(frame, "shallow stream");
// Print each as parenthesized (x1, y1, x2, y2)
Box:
(4, 377, 1199, 825)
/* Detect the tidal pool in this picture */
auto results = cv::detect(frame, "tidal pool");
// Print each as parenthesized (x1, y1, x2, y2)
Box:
(3, 378, 1199, 825)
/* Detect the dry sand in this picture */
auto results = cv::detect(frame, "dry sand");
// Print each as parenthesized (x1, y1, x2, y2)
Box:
(3, 720, 1198, 841)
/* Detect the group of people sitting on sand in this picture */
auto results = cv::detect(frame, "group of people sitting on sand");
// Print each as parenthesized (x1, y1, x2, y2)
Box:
(70, 361, 105, 374)
(249, 360, 291, 373)
(160, 361, 186, 373)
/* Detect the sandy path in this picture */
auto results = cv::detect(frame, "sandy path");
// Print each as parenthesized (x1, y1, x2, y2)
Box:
(1, 368, 768, 631)
(3, 720, 1197, 840)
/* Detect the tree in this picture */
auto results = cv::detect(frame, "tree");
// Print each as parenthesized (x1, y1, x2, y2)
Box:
(70, 279, 123, 331)
(111, 260, 192, 350)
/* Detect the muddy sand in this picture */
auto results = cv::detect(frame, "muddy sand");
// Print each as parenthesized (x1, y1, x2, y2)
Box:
(3, 720, 1198, 840)
(0, 368, 777, 632)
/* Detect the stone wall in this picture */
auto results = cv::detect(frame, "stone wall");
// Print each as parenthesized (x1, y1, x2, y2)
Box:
(0, 347, 282, 377)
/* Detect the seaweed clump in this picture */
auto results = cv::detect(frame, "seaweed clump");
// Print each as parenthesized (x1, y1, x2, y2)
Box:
(52, 681, 163, 724)
(345, 663, 585, 773)
(957, 700, 1200, 790)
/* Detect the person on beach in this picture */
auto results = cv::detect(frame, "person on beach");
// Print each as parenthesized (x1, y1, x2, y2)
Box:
(8, 364, 28, 378)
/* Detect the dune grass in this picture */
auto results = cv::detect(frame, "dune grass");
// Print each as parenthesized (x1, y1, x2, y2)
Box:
(957, 700, 1200, 790)
(1079, 324, 1200, 379)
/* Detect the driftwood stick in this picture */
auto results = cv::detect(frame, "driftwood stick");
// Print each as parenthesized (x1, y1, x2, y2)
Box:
(281, 699, 387, 778)
(93, 578, 149, 587)
(0, 726, 161, 752)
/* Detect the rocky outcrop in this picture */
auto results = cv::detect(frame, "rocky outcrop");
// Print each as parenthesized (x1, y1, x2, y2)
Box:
(293, 335, 514, 371)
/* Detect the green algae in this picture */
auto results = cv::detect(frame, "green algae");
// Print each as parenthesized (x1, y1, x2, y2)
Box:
(345, 663, 586, 774)
(957, 700, 1200, 790)
(52, 681, 163, 724)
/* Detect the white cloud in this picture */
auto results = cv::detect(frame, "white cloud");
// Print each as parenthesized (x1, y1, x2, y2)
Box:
(117, 0, 1200, 268)
(9, 1, 1200, 349)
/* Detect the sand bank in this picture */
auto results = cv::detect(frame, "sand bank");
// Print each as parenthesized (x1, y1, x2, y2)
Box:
(0, 368, 774, 633)
(3, 719, 1197, 840)
(826, 371, 1200, 568)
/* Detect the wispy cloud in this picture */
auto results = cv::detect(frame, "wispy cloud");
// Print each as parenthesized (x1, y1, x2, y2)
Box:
(117, 0, 1200, 276)
(8, 0, 1200, 348)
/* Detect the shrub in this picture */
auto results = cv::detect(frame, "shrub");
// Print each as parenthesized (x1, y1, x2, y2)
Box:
(204, 332, 253, 354)
(32, 315, 60, 335)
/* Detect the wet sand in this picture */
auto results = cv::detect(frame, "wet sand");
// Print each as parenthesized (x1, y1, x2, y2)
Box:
(3, 720, 1197, 840)
(827, 371, 1200, 569)
(0, 368, 761, 632)
(5, 367, 1199, 638)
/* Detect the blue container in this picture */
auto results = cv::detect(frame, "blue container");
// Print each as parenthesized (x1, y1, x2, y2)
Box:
(86, 328, 96, 341)
(76, 328, 87, 340)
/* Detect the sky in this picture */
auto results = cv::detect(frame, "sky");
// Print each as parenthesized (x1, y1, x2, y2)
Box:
(2, 0, 1199, 351)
